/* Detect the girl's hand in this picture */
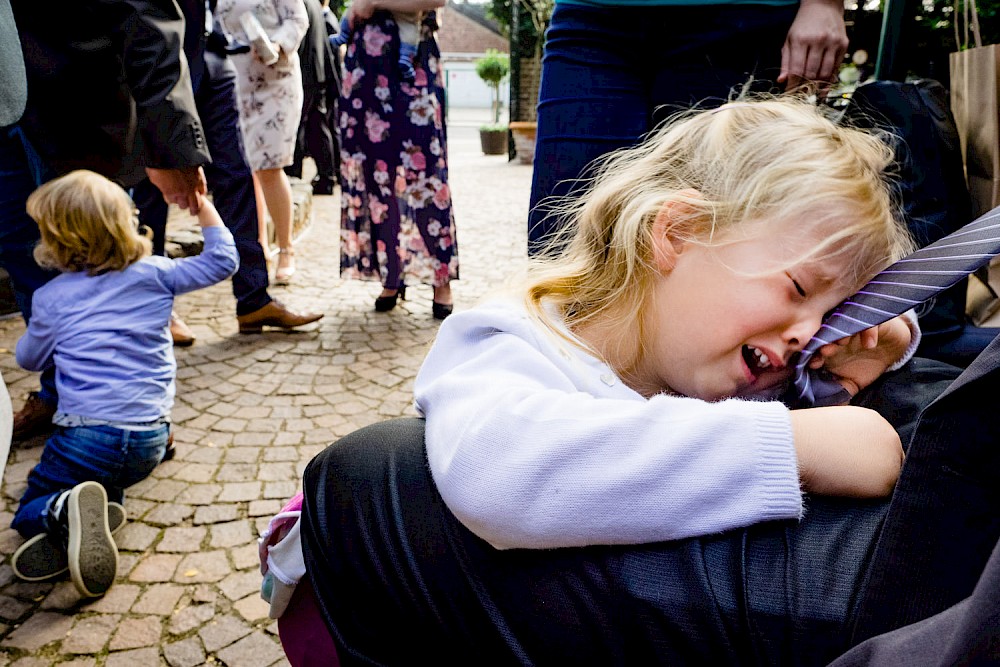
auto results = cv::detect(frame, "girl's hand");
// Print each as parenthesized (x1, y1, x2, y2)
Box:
(791, 405, 903, 498)
(807, 316, 912, 397)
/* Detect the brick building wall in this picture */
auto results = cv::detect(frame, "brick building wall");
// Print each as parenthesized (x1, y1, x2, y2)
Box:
(436, 4, 508, 54)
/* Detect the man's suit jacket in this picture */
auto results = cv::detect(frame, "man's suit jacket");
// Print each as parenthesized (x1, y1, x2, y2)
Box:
(298, 0, 333, 90)
(851, 335, 1000, 642)
(11, 0, 209, 185)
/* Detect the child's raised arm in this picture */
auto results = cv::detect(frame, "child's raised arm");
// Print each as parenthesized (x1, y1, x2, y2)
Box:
(195, 194, 224, 229)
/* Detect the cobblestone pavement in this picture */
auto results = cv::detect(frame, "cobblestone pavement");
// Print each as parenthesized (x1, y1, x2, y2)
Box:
(0, 118, 533, 666)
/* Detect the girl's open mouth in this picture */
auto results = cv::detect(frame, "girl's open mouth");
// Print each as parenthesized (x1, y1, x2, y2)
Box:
(742, 344, 772, 380)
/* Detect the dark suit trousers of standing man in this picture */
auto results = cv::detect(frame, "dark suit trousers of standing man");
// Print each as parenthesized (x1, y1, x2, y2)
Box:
(133, 48, 271, 317)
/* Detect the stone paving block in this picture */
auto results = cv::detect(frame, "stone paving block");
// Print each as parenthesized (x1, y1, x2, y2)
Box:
(0, 611, 73, 651)
(215, 463, 257, 483)
(248, 499, 282, 517)
(63, 614, 119, 654)
(262, 481, 297, 500)
(150, 460, 185, 479)
(163, 637, 206, 667)
(183, 447, 223, 465)
(230, 544, 260, 572)
(223, 448, 259, 464)
(209, 520, 253, 550)
(3, 581, 52, 602)
(132, 584, 184, 616)
(218, 571, 261, 602)
(194, 504, 239, 525)
(157, 527, 207, 553)
(116, 553, 141, 579)
(170, 463, 217, 484)
(140, 480, 190, 503)
(38, 583, 82, 611)
(272, 431, 304, 446)
(198, 614, 250, 653)
(175, 484, 221, 505)
(233, 594, 270, 623)
(174, 551, 230, 583)
(82, 585, 139, 614)
(190, 584, 216, 603)
(215, 631, 285, 667)
(114, 523, 160, 552)
(167, 603, 214, 636)
(109, 616, 161, 650)
(103, 647, 161, 667)
(0, 530, 23, 557)
(218, 482, 261, 503)
(257, 462, 295, 482)
(129, 554, 183, 583)
(0, 597, 30, 622)
(54, 658, 96, 667)
(231, 431, 275, 447)
(9, 658, 47, 667)
(144, 503, 195, 527)
(119, 496, 156, 525)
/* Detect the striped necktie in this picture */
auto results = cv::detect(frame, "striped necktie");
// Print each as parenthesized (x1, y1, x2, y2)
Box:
(793, 207, 1000, 407)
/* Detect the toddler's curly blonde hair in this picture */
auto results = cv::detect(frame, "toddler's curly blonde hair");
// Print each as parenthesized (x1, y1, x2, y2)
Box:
(27, 170, 151, 275)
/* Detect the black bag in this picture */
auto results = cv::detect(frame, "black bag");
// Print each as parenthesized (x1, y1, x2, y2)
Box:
(841, 79, 977, 354)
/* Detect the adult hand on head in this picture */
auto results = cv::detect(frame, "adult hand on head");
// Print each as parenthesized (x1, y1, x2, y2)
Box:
(145, 166, 207, 215)
(778, 0, 849, 93)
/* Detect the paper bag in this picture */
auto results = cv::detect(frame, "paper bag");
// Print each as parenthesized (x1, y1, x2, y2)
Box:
(950, 0, 1000, 322)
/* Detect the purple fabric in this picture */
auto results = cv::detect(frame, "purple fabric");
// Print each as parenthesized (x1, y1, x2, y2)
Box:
(278, 575, 340, 666)
(339, 10, 458, 289)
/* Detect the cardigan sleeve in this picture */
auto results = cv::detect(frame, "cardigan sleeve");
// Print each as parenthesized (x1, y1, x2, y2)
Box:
(414, 301, 803, 550)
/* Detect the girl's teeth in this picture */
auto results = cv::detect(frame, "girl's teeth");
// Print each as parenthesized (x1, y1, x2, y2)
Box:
(751, 346, 770, 368)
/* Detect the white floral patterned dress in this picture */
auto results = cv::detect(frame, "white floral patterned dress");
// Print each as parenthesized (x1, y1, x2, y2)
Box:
(216, 0, 309, 170)
(339, 10, 458, 289)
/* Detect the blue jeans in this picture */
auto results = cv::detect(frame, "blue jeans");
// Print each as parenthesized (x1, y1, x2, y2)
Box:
(0, 125, 59, 404)
(527, 2, 797, 253)
(12, 424, 169, 538)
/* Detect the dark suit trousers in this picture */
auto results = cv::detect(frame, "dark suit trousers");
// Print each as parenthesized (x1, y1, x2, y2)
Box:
(288, 84, 336, 184)
(135, 51, 270, 316)
(0, 126, 61, 405)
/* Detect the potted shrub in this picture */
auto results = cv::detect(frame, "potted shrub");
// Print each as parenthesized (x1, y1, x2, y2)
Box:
(475, 49, 510, 155)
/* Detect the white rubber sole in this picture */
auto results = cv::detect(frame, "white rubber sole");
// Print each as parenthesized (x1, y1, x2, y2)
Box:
(66, 482, 118, 598)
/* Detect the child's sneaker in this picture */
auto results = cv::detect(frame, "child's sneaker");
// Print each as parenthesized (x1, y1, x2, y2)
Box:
(59, 481, 118, 597)
(12, 501, 126, 582)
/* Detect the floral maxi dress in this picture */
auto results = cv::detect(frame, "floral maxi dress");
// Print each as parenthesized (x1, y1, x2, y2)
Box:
(339, 10, 458, 289)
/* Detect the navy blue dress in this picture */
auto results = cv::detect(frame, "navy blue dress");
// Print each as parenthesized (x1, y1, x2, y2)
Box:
(338, 10, 458, 289)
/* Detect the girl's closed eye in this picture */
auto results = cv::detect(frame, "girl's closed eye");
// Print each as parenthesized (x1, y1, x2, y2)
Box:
(787, 273, 807, 298)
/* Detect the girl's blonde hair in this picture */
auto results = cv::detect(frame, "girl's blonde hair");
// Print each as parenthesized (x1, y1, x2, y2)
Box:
(524, 94, 915, 359)
(27, 170, 151, 275)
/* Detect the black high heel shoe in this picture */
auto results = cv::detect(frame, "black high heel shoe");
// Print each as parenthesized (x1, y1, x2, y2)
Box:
(374, 285, 406, 312)
(432, 301, 453, 320)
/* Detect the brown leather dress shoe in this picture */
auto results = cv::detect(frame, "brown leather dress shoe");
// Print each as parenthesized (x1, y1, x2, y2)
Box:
(13, 391, 56, 441)
(236, 300, 324, 334)
(170, 312, 195, 347)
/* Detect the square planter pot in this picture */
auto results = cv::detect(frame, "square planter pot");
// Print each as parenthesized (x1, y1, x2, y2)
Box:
(509, 121, 537, 165)
(479, 128, 508, 155)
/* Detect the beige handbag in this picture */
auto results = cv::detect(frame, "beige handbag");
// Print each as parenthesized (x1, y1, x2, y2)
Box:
(950, 0, 1000, 324)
